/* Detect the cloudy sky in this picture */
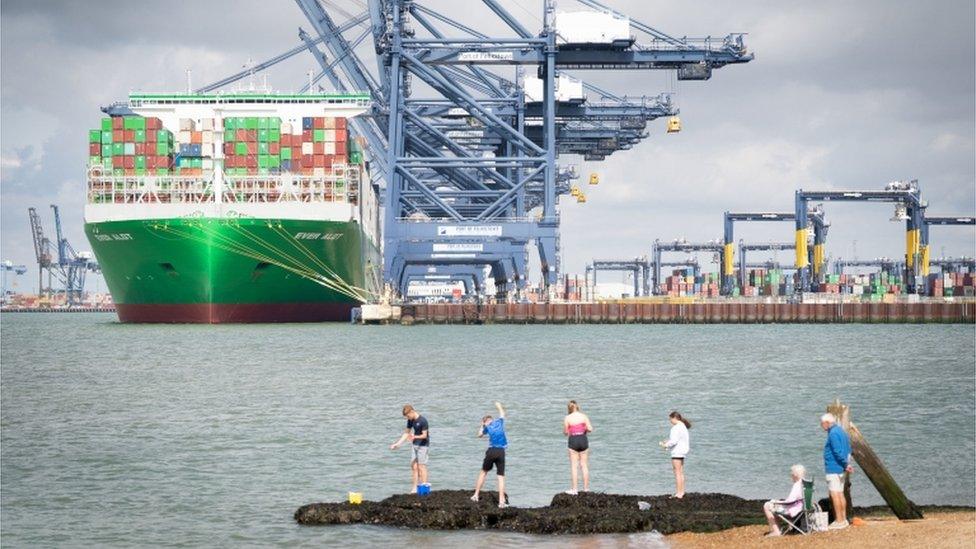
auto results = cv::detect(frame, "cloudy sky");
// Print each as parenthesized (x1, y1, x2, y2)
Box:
(2, 0, 974, 292)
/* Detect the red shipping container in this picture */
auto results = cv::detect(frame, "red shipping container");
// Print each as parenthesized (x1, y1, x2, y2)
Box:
(147, 156, 157, 169)
(313, 142, 324, 154)
(335, 130, 347, 143)
(313, 117, 325, 129)
(302, 154, 314, 167)
(246, 142, 257, 154)
(236, 129, 247, 141)
(89, 143, 101, 155)
(123, 156, 134, 169)
(269, 142, 279, 154)
(191, 131, 201, 143)
(146, 129, 157, 142)
(246, 155, 257, 168)
(323, 155, 333, 168)
(291, 157, 302, 169)
(159, 156, 172, 168)
(281, 134, 291, 146)
(113, 130, 125, 142)
(314, 154, 325, 167)
(292, 146, 301, 158)
(112, 156, 124, 168)
(336, 117, 346, 130)
(124, 130, 135, 141)
(112, 117, 124, 130)
(134, 143, 145, 155)
(224, 143, 234, 155)
(302, 130, 313, 142)
(147, 118, 161, 130)
(246, 129, 257, 142)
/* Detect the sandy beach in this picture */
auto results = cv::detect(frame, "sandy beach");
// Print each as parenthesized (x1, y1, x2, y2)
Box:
(669, 510, 975, 548)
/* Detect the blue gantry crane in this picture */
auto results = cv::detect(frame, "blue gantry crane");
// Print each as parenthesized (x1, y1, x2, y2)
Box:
(832, 257, 904, 276)
(795, 180, 924, 293)
(721, 207, 828, 295)
(1, 261, 27, 304)
(650, 238, 724, 295)
(586, 258, 650, 297)
(286, 0, 752, 300)
(737, 240, 794, 285)
(28, 205, 99, 304)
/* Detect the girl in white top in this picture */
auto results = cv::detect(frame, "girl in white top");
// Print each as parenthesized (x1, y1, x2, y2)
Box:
(659, 411, 691, 498)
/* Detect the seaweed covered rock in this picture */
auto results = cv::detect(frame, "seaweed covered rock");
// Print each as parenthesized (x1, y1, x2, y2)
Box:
(295, 490, 768, 535)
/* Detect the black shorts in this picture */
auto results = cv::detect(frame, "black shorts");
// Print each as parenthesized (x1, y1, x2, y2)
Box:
(482, 447, 506, 475)
(568, 434, 589, 452)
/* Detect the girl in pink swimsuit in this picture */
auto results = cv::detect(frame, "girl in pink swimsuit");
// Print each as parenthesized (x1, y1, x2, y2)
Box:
(563, 400, 593, 495)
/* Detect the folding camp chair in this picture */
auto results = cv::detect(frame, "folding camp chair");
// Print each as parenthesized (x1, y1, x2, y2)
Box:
(775, 478, 821, 535)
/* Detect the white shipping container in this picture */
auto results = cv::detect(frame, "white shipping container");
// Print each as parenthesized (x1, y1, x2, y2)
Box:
(178, 130, 192, 144)
(523, 74, 585, 103)
(302, 142, 313, 155)
(201, 118, 214, 131)
(553, 11, 632, 46)
(202, 131, 214, 144)
(324, 142, 336, 155)
(202, 158, 214, 170)
(324, 129, 337, 142)
(281, 122, 292, 134)
(179, 118, 195, 131)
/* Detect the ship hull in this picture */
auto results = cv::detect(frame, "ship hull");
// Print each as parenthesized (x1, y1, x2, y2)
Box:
(85, 217, 380, 323)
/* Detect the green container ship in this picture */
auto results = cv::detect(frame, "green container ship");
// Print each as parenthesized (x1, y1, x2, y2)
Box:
(85, 92, 382, 323)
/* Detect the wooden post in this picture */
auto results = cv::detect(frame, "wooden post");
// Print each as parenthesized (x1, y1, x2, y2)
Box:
(827, 399, 924, 520)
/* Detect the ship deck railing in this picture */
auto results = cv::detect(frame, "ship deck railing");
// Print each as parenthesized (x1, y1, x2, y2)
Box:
(87, 165, 363, 206)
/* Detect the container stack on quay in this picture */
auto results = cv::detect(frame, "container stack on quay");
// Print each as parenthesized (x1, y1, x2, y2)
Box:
(88, 116, 175, 176)
(660, 270, 721, 297)
(928, 272, 976, 297)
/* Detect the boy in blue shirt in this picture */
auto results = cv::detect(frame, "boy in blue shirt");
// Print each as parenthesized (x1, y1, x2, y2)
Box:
(471, 401, 508, 508)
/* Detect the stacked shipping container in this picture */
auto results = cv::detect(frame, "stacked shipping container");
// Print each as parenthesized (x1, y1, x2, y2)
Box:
(89, 117, 175, 176)
(89, 115, 356, 177)
(927, 272, 976, 297)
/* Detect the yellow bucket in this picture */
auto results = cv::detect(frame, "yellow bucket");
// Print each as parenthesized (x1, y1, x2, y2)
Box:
(348, 492, 363, 505)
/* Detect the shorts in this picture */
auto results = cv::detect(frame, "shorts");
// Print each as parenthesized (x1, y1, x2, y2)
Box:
(568, 434, 589, 452)
(411, 445, 429, 465)
(482, 447, 506, 476)
(825, 473, 844, 492)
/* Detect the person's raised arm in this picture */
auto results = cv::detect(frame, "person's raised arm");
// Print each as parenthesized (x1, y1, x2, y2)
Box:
(390, 428, 410, 450)
(494, 401, 505, 419)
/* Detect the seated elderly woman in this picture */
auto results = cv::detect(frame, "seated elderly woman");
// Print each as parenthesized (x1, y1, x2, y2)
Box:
(763, 464, 806, 536)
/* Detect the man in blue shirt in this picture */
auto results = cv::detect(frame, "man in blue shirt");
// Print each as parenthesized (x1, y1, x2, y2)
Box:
(390, 404, 429, 494)
(821, 413, 854, 529)
(471, 401, 508, 508)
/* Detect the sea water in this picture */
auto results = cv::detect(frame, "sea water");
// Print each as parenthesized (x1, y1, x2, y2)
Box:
(2, 314, 973, 547)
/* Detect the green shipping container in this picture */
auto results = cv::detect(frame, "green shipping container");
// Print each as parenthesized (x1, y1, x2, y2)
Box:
(245, 117, 259, 130)
(156, 141, 171, 155)
(135, 156, 146, 169)
(225, 129, 235, 142)
(235, 142, 247, 155)
(280, 147, 292, 160)
(89, 130, 101, 143)
(134, 168, 146, 176)
(101, 131, 113, 145)
(103, 158, 113, 169)
(112, 143, 124, 155)
(155, 168, 169, 175)
(270, 117, 281, 127)
(101, 117, 113, 131)
(224, 118, 236, 130)
(258, 155, 270, 168)
(269, 155, 280, 168)
(269, 129, 280, 142)
(258, 167, 270, 175)
(258, 117, 269, 130)
(313, 129, 325, 142)
(135, 130, 146, 143)
(89, 155, 101, 165)
(258, 142, 269, 154)
(350, 152, 363, 164)
(258, 129, 269, 142)
(114, 168, 125, 176)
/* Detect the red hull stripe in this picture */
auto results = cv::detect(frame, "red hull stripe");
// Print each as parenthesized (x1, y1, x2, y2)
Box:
(115, 303, 355, 323)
